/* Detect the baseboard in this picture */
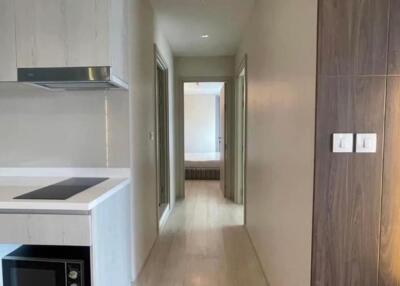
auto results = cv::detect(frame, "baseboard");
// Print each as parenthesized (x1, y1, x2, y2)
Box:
(243, 225, 271, 286)
(159, 205, 171, 230)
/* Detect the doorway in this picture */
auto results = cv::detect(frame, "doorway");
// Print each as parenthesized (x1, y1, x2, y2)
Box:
(155, 47, 170, 226)
(179, 78, 235, 201)
(184, 82, 225, 189)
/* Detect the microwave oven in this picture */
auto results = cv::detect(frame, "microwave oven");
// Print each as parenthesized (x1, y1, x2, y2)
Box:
(2, 245, 90, 286)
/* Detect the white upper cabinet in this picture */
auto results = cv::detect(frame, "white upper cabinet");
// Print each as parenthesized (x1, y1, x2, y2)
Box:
(0, 0, 17, 81)
(4, 0, 129, 83)
(15, 0, 109, 68)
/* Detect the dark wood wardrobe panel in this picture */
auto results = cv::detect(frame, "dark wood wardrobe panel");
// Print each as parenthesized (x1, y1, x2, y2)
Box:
(312, 77, 386, 286)
(318, 0, 389, 76)
(379, 77, 400, 286)
(388, 0, 400, 75)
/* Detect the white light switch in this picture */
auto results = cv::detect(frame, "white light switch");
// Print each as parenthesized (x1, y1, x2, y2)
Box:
(148, 131, 155, 141)
(356, 133, 377, 153)
(333, 133, 353, 153)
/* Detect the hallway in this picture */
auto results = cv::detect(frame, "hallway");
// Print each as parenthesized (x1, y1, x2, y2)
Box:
(134, 181, 267, 286)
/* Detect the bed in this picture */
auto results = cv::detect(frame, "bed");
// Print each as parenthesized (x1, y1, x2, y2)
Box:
(185, 152, 221, 180)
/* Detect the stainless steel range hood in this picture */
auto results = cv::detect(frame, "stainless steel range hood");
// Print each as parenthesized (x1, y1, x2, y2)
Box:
(17, 67, 128, 91)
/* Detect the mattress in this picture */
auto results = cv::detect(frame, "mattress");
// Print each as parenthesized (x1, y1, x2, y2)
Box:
(184, 152, 221, 168)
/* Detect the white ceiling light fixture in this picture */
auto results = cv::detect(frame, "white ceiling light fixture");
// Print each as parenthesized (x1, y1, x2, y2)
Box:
(201, 34, 209, 39)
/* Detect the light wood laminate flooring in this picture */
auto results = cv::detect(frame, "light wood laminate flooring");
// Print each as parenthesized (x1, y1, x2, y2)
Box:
(134, 180, 268, 286)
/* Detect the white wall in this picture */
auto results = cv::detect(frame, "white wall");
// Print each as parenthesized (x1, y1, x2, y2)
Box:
(184, 94, 218, 153)
(0, 84, 129, 168)
(129, 0, 176, 281)
(175, 56, 235, 78)
(129, 0, 157, 281)
(235, 0, 318, 285)
(107, 93, 131, 168)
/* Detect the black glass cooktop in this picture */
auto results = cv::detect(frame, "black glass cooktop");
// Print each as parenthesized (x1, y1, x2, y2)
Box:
(14, 177, 108, 200)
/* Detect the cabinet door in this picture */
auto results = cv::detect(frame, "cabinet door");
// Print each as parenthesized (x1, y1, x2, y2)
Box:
(0, 0, 17, 81)
(15, 0, 109, 68)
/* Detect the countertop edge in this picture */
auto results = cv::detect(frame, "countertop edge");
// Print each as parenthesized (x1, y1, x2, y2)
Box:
(86, 178, 130, 211)
(0, 168, 131, 178)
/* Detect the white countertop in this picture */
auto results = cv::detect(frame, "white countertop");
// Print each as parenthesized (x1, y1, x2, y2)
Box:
(0, 168, 130, 212)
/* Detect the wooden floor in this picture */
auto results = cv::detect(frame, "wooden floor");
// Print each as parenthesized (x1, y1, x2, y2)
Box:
(134, 180, 268, 286)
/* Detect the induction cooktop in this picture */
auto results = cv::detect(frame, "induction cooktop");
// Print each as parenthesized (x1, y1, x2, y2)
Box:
(14, 177, 108, 200)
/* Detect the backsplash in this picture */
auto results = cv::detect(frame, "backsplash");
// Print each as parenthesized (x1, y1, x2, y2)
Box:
(0, 84, 129, 168)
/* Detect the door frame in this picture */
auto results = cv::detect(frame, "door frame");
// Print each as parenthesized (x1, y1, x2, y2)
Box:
(176, 76, 235, 200)
(154, 45, 171, 231)
(235, 55, 248, 224)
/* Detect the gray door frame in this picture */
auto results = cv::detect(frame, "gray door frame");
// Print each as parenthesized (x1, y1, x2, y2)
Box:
(235, 55, 248, 224)
(154, 45, 171, 230)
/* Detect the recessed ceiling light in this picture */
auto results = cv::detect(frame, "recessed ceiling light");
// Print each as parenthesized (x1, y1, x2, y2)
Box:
(201, 34, 209, 39)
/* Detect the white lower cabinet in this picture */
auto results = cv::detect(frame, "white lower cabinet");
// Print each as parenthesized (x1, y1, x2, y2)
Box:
(0, 185, 131, 286)
(0, 214, 91, 246)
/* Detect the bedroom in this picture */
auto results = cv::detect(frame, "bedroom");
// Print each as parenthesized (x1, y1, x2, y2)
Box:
(184, 82, 224, 182)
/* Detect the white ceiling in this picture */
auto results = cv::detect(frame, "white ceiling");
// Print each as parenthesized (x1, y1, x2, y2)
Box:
(184, 82, 224, 96)
(150, 0, 255, 57)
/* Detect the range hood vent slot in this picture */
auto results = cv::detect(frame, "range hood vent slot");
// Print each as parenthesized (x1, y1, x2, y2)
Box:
(18, 67, 128, 91)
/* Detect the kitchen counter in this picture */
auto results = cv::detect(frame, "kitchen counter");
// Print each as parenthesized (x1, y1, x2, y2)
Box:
(0, 176, 129, 212)
(0, 169, 132, 286)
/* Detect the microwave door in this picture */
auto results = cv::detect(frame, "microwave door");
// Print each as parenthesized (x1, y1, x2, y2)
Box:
(2, 259, 66, 286)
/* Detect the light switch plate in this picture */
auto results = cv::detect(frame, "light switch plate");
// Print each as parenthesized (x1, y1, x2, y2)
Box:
(332, 133, 353, 153)
(356, 133, 377, 153)
(148, 131, 155, 141)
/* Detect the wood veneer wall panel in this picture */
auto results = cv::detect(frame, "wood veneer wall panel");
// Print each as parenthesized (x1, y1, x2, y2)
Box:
(312, 77, 386, 286)
(318, 0, 389, 76)
(379, 77, 400, 286)
(388, 0, 400, 75)
(378, 1, 400, 285)
(313, 0, 391, 284)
